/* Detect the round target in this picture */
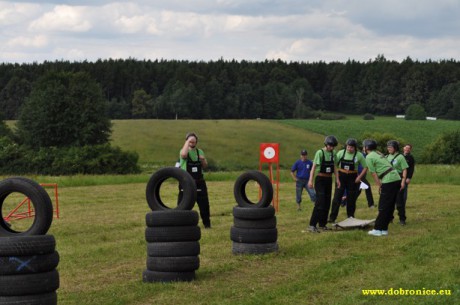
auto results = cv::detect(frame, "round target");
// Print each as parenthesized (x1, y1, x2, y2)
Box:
(263, 147, 276, 160)
(260, 143, 279, 163)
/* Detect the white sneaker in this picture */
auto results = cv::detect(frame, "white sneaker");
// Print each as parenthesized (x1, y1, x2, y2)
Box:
(381, 230, 388, 236)
(368, 229, 383, 237)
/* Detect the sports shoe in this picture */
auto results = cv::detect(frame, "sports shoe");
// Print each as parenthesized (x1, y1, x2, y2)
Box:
(399, 220, 406, 226)
(309, 226, 321, 233)
(368, 229, 383, 237)
(369, 205, 375, 209)
(327, 218, 335, 224)
(319, 226, 330, 231)
(381, 230, 388, 236)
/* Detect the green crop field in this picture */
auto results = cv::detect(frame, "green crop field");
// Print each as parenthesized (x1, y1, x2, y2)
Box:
(110, 118, 459, 173)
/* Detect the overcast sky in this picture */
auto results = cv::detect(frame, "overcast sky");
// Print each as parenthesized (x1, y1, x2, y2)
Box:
(1, 0, 460, 64)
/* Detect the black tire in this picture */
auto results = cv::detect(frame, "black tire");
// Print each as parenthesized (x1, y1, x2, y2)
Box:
(145, 226, 201, 242)
(232, 242, 279, 255)
(147, 241, 200, 257)
(0, 292, 57, 305)
(233, 216, 276, 229)
(146, 256, 200, 272)
(0, 178, 53, 236)
(0, 251, 59, 275)
(0, 270, 59, 296)
(146, 167, 196, 211)
(230, 226, 277, 244)
(232, 206, 275, 220)
(234, 170, 273, 208)
(145, 210, 199, 227)
(0, 235, 55, 256)
(142, 269, 195, 283)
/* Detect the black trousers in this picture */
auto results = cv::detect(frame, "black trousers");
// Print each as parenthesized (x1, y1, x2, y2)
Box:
(329, 172, 359, 221)
(395, 185, 407, 222)
(357, 176, 375, 207)
(374, 181, 400, 231)
(309, 176, 332, 227)
(178, 179, 211, 227)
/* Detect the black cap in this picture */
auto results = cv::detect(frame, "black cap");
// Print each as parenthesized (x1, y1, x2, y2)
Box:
(300, 149, 308, 155)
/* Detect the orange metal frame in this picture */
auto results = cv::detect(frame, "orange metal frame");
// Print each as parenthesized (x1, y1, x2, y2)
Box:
(3, 183, 59, 222)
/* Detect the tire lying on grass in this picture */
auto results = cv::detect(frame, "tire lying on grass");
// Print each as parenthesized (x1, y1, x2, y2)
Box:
(0, 270, 59, 296)
(0, 235, 56, 256)
(146, 256, 200, 272)
(142, 269, 195, 283)
(0, 178, 53, 236)
(0, 292, 57, 305)
(146, 167, 196, 211)
(0, 252, 59, 275)
(232, 206, 275, 220)
(147, 241, 200, 257)
(230, 227, 277, 244)
(232, 242, 279, 255)
(145, 226, 201, 242)
(234, 170, 273, 208)
(145, 210, 199, 227)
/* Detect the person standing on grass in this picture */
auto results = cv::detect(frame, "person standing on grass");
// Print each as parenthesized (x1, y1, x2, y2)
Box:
(179, 132, 211, 228)
(401, 143, 415, 222)
(357, 149, 375, 208)
(328, 138, 368, 223)
(306, 135, 340, 233)
(363, 139, 401, 237)
(386, 140, 409, 225)
(290, 149, 316, 211)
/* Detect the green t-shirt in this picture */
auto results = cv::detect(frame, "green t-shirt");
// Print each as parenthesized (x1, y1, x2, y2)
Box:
(312, 148, 337, 174)
(179, 148, 205, 171)
(336, 149, 367, 170)
(365, 151, 401, 183)
(386, 153, 409, 174)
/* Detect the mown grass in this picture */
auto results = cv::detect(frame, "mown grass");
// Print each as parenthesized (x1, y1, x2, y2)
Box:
(45, 180, 459, 305)
(110, 119, 326, 172)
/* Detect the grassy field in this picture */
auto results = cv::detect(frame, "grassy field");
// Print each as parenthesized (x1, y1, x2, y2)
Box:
(110, 118, 459, 173)
(281, 117, 459, 161)
(2, 118, 459, 304)
(42, 179, 459, 305)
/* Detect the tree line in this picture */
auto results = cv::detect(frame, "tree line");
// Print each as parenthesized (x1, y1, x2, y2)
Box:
(1, 55, 460, 120)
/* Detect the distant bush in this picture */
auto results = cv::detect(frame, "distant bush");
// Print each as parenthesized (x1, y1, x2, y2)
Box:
(421, 130, 460, 164)
(363, 113, 375, 120)
(0, 141, 140, 175)
(359, 132, 406, 152)
(405, 104, 427, 120)
(319, 113, 346, 120)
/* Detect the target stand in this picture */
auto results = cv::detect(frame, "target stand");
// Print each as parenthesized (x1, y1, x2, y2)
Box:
(259, 143, 280, 211)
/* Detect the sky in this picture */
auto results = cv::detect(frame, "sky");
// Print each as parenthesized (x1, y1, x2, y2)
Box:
(1, 0, 460, 64)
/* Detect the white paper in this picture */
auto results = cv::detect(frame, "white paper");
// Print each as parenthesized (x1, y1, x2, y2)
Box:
(360, 181, 369, 190)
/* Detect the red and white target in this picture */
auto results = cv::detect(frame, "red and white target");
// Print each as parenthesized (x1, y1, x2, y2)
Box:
(260, 143, 279, 163)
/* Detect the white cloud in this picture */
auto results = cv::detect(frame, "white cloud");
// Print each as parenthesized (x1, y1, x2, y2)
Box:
(29, 5, 92, 32)
(7, 35, 48, 48)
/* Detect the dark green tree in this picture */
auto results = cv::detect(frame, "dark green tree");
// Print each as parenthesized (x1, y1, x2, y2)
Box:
(405, 104, 427, 120)
(421, 130, 460, 164)
(17, 71, 111, 148)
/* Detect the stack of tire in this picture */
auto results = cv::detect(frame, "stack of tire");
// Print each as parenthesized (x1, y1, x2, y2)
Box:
(230, 171, 278, 255)
(0, 177, 59, 305)
(143, 167, 201, 283)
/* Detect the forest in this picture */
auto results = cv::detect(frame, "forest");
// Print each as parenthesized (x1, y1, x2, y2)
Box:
(1, 55, 460, 120)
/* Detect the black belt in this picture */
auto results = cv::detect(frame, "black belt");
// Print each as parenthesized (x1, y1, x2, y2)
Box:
(378, 168, 393, 179)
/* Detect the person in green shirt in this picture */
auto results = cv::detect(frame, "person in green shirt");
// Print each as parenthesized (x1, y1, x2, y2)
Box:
(179, 132, 211, 228)
(328, 138, 368, 222)
(305, 135, 340, 233)
(363, 139, 402, 237)
(386, 140, 409, 225)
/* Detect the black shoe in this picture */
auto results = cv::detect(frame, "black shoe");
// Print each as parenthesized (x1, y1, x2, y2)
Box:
(327, 218, 335, 224)
(399, 220, 406, 226)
